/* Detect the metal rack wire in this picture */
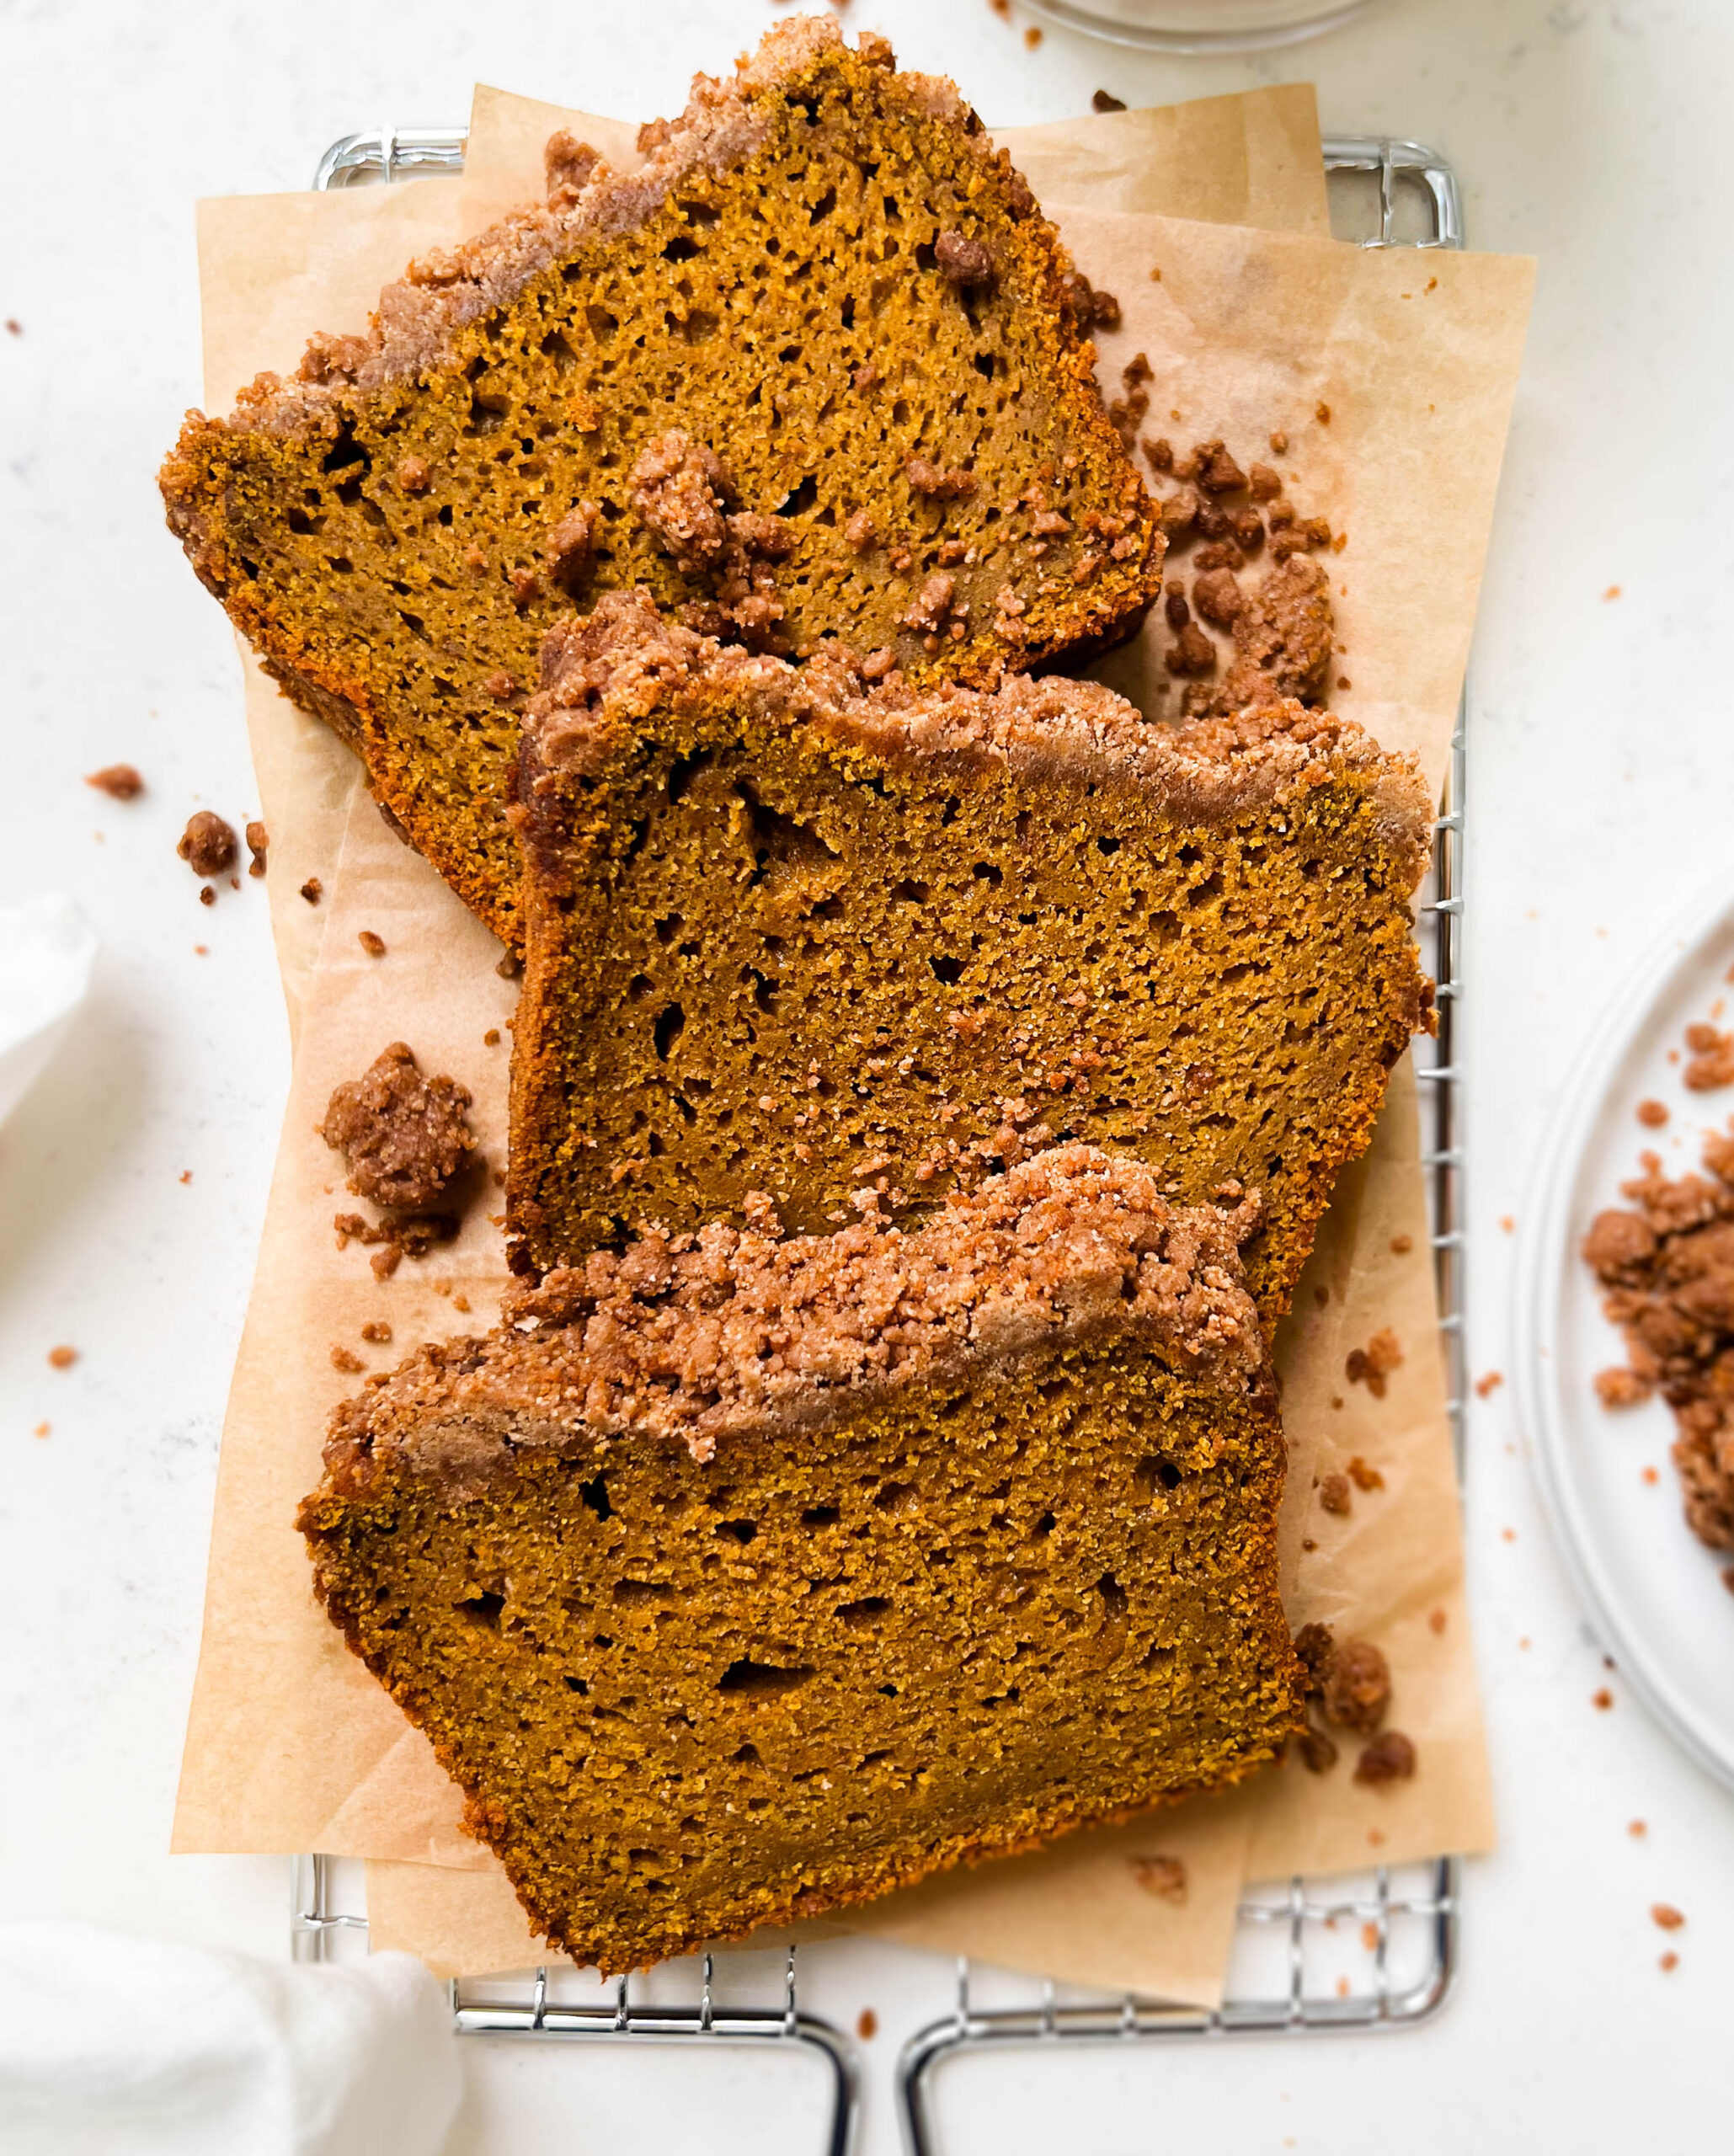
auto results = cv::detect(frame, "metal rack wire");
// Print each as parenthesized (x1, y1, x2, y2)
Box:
(296, 126, 1468, 2156)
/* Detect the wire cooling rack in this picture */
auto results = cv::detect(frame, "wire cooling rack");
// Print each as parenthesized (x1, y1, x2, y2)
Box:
(294, 129, 1468, 2156)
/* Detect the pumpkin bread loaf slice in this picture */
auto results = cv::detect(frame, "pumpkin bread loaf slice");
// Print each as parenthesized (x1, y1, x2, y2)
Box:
(507, 593, 1433, 1321)
(159, 19, 1163, 939)
(298, 1145, 1305, 1972)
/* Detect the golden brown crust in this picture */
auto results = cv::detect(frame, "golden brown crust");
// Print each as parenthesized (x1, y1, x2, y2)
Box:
(526, 588, 1433, 886)
(321, 1143, 1265, 1486)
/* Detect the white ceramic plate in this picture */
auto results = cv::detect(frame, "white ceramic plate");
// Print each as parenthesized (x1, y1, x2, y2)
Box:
(1515, 878, 1734, 1795)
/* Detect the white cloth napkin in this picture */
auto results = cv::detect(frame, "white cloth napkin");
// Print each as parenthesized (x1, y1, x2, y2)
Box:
(0, 1920, 461, 2156)
(0, 893, 96, 1130)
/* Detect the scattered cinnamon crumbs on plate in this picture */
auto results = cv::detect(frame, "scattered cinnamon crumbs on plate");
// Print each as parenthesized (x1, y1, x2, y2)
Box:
(1582, 1127, 1734, 1548)
(1636, 1099, 1669, 1128)
(300, 878, 323, 905)
(330, 1345, 364, 1374)
(1593, 1688, 1614, 1710)
(85, 764, 144, 799)
(1651, 1903, 1684, 1930)
(1346, 1455, 1385, 1492)
(1023, 23, 1043, 45)
(357, 930, 387, 957)
(46, 1346, 77, 1370)
(1346, 1327, 1402, 1398)
(1603, 584, 1622, 600)
(179, 1170, 192, 1185)
(1319, 1471, 1352, 1516)
(1641, 1465, 1659, 1486)
(1501, 1215, 1514, 1232)
(856, 2007, 878, 2041)
(1628, 1819, 1646, 1837)
(1683, 1022, 1734, 1090)
(1475, 1370, 1504, 1398)
(1660, 1951, 1678, 1972)
(1128, 1854, 1187, 1903)
(360, 1321, 392, 1344)
(33, 1422, 50, 1438)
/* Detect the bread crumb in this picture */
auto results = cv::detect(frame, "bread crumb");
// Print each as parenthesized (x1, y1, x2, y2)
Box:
(856, 2007, 878, 2040)
(496, 951, 522, 979)
(1315, 402, 1331, 424)
(1298, 1727, 1337, 1773)
(1346, 1455, 1385, 1492)
(484, 1028, 501, 1047)
(1683, 1022, 1734, 1090)
(1660, 1951, 1678, 1972)
(198, 885, 216, 907)
(179, 1170, 192, 1185)
(1319, 1471, 1352, 1516)
(323, 1044, 474, 1210)
(1593, 1688, 1614, 1710)
(1128, 1854, 1187, 1903)
(246, 821, 269, 878)
(330, 1345, 364, 1374)
(1353, 1732, 1415, 1787)
(1024, 23, 1043, 45)
(1427, 1608, 1448, 1635)
(361, 1321, 392, 1344)
(1091, 90, 1126, 111)
(1603, 584, 1622, 600)
(85, 764, 144, 800)
(358, 930, 387, 958)
(1642, 1465, 1659, 1485)
(1346, 1327, 1403, 1398)
(178, 811, 236, 878)
(1268, 430, 1288, 454)
(1501, 1214, 1514, 1232)
(1475, 1370, 1504, 1398)
(46, 1346, 77, 1370)
(1629, 1819, 1646, 1837)
(1322, 1639, 1390, 1733)
(1651, 1903, 1684, 1930)
(1636, 1099, 1668, 1128)
(452, 1293, 472, 1314)
(33, 1422, 50, 1438)
(300, 878, 323, 905)
(1390, 1235, 1412, 1255)
(1360, 1921, 1379, 1953)
(1314, 1284, 1329, 1305)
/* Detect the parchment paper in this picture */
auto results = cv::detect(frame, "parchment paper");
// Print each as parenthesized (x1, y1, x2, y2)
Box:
(456, 79, 1331, 238)
(173, 75, 1527, 1998)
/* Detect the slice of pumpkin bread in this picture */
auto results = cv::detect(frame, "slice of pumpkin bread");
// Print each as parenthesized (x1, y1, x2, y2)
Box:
(507, 594, 1433, 1320)
(298, 1145, 1304, 1972)
(159, 19, 1163, 939)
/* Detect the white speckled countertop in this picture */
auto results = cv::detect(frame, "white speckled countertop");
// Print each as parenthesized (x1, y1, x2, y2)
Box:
(3, 0, 1731, 2148)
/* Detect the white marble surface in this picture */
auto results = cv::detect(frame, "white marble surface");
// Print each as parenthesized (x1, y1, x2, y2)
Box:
(3, 0, 1731, 2148)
